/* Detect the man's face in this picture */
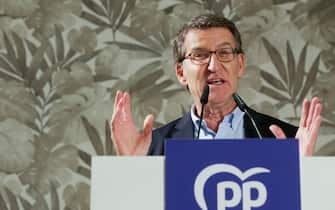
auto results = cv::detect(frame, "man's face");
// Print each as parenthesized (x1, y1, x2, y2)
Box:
(176, 27, 245, 106)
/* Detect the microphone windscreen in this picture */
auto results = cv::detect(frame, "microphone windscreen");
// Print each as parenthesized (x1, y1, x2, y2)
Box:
(232, 93, 247, 111)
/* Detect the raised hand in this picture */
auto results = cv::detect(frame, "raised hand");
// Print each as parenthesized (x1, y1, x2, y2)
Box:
(110, 90, 154, 156)
(269, 97, 323, 156)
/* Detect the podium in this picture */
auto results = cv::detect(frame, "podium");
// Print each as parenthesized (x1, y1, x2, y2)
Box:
(91, 140, 335, 210)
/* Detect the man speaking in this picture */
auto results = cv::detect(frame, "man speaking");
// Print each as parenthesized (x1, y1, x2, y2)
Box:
(110, 14, 322, 156)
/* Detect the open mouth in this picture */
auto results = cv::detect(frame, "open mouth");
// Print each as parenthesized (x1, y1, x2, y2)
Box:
(207, 79, 225, 85)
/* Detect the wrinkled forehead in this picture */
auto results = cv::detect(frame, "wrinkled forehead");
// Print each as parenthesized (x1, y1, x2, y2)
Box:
(183, 27, 237, 52)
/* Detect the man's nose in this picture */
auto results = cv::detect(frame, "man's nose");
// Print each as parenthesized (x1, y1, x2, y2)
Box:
(207, 53, 220, 72)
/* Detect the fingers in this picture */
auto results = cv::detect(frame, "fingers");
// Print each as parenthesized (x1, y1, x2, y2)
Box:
(305, 115, 322, 156)
(112, 91, 131, 122)
(313, 102, 322, 120)
(110, 91, 154, 156)
(299, 97, 322, 131)
(113, 90, 123, 112)
(111, 90, 129, 141)
(124, 92, 132, 119)
(310, 113, 323, 140)
(142, 114, 154, 146)
(296, 97, 323, 156)
(269, 124, 287, 139)
(143, 115, 154, 136)
(306, 97, 319, 129)
(299, 99, 309, 128)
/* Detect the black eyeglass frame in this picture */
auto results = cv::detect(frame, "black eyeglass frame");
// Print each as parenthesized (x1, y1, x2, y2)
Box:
(181, 47, 242, 65)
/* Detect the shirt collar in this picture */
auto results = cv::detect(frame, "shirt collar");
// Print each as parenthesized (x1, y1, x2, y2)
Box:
(190, 104, 245, 132)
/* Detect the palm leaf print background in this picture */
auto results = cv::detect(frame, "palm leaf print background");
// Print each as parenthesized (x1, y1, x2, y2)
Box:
(0, 0, 334, 208)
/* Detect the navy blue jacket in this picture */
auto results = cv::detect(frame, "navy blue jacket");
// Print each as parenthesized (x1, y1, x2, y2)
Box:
(147, 108, 298, 155)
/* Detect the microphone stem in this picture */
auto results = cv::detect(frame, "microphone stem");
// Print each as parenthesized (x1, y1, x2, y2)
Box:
(245, 110, 263, 139)
(233, 93, 263, 139)
(197, 104, 205, 139)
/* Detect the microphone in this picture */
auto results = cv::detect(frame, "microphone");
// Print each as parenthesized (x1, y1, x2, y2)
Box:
(232, 93, 263, 139)
(197, 85, 209, 139)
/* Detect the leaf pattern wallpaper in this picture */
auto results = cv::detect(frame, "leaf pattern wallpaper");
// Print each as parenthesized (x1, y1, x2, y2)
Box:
(0, 0, 334, 208)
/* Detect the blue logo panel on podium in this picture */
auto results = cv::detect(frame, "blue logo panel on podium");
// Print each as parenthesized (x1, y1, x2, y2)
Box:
(165, 139, 301, 210)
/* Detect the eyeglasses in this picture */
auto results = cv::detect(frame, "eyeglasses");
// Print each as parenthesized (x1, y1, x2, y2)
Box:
(183, 47, 240, 65)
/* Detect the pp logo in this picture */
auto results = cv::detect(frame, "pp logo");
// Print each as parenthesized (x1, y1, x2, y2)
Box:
(194, 163, 270, 210)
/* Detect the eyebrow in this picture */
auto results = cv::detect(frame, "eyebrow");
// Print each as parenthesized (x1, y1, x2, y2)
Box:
(216, 42, 234, 48)
(189, 42, 235, 52)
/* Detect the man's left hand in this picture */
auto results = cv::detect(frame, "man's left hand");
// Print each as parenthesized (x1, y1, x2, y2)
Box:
(269, 97, 323, 156)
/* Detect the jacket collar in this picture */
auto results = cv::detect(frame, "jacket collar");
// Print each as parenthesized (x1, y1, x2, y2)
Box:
(170, 112, 194, 139)
(243, 107, 270, 138)
(244, 114, 260, 138)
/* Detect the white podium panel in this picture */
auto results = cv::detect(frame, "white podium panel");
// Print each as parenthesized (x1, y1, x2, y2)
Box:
(91, 157, 335, 210)
(91, 157, 164, 210)
(300, 157, 335, 210)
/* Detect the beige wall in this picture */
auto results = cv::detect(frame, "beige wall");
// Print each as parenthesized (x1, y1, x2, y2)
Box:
(0, 0, 334, 208)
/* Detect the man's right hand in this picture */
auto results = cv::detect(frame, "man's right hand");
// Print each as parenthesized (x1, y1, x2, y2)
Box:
(110, 90, 154, 155)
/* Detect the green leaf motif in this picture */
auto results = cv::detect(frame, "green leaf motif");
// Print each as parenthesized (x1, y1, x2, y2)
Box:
(78, 149, 92, 166)
(19, 196, 33, 210)
(0, 192, 8, 210)
(110, 0, 123, 26)
(286, 41, 296, 93)
(293, 43, 308, 98)
(316, 139, 335, 156)
(81, 116, 104, 155)
(296, 53, 320, 105)
(260, 85, 290, 102)
(3, 31, 17, 61)
(11, 31, 27, 75)
(260, 70, 287, 92)
(81, 11, 111, 27)
(0, 31, 31, 80)
(105, 41, 161, 56)
(67, 27, 98, 55)
(114, 0, 136, 31)
(79, 0, 135, 33)
(55, 25, 65, 63)
(82, 0, 107, 17)
(27, 40, 49, 83)
(63, 182, 90, 209)
(5, 188, 19, 210)
(262, 37, 288, 83)
(67, 49, 101, 67)
(0, 55, 22, 81)
(0, 119, 35, 173)
(100, 0, 108, 11)
(105, 120, 115, 155)
(50, 181, 60, 210)
(19, 144, 79, 195)
(76, 166, 91, 179)
(29, 186, 49, 210)
(46, 40, 56, 65)
(260, 39, 322, 114)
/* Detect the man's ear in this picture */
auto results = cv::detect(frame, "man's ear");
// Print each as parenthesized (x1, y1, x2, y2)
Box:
(237, 53, 246, 78)
(175, 63, 187, 86)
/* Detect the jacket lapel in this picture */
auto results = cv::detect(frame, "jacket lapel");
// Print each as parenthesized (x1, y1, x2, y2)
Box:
(243, 108, 273, 138)
(244, 114, 260, 138)
(170, 112, 194, 139)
